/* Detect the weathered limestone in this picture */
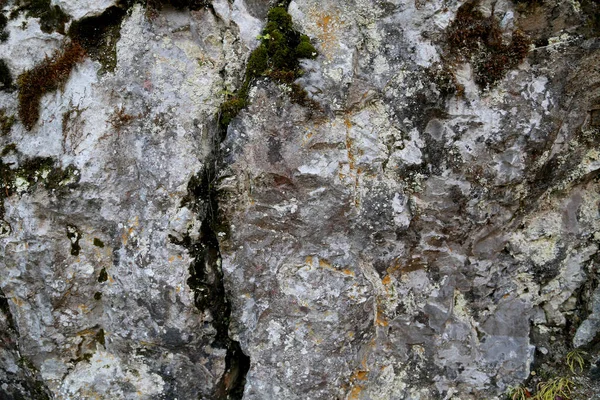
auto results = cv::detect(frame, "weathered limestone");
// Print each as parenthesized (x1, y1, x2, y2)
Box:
(1, 0, 599, 398)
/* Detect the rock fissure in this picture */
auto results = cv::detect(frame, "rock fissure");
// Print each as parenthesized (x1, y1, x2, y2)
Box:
(172, 4, 323, 396)
(174, 149, 249, 398)
(67, 2, 131, 73)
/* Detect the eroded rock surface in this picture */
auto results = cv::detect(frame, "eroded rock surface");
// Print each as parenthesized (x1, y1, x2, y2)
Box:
(1, 1, 252, 398)
(219, 0, 600, 398)
(0, 0, 599, 399)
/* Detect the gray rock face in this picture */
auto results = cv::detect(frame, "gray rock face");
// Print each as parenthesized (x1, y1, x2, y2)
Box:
(0, 0, 599, 399)
(219, 0, 600, 398)
(1, 2, 251, 398)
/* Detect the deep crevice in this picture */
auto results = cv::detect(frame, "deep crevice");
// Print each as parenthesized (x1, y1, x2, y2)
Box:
(67, 2, 131, 74)
(172, 151, 249, 399)
(173, 2, 321, 396)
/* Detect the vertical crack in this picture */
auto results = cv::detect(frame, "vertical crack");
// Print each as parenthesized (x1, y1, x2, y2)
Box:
(184, 3, 320, 396)
(173, 1, 319, 395)
(171, 125, 249, 399)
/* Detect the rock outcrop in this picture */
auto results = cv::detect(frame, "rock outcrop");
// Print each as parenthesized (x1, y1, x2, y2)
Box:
(1, 0, 599, 399)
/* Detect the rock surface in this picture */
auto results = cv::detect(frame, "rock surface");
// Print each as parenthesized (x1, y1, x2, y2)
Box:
(0, 0, 599, 399)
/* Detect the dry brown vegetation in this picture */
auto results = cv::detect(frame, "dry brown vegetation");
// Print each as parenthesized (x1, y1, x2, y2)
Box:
(18, 42, 86, 130)
(446, 0, 531, 89)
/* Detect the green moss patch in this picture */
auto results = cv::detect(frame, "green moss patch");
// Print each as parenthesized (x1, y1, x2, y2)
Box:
(218, 5, 318, 129)
(0, 155, 80, 219)
(219, 98, 247, 129)
(11, 0, 69, 34)
(446, 0, 531, 89)
(18, 42, 86, 130)
(0, 59, 13, 91)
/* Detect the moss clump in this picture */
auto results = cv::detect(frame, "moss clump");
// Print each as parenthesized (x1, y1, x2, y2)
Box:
(93, 238, 105, 247)
(1, 143, 16, 156)
(220, 97, 247, 128)
(0, 156, 80, 219)
(446, 0, 531, 89)
(97, 268, 108, 283)
(262, 7, 317, 72)
(246, 44, 269, 77)
(12, 0, 69, 34)
(218, 5, 318, 128)
(266, 6, 293, 31)
(295, 35, 317, 58)
(0, 109, 15, 135)
(0, 59, 13, 91)
(68, 6, 127, 73)
(0, 12, 9, 42)
(18, 42, 86, 130)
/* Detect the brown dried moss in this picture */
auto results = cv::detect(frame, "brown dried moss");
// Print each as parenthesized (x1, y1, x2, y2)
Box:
(446, 0, 531, 89)
(18, 42, 86, 130)
(108, 105, 138, 133)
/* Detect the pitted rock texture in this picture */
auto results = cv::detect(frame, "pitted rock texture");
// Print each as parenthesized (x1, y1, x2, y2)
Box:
(0, 0, 599, 399)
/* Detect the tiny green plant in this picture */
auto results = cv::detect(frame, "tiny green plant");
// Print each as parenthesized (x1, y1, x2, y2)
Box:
(218, 89, 235, 98)
(507, 385, 530, 400)
(566, 349, 587, 374)
(534, 377, 573, 400)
